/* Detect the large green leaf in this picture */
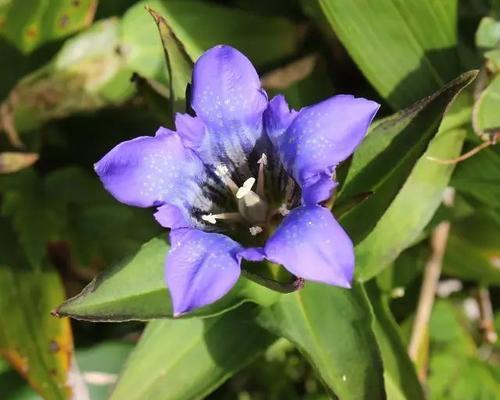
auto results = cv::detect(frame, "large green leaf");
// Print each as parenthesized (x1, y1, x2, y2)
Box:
(316, 0, 460, 108)
(474, 74, 500, 131)
(146, 7, 192, 118)
(77, 342, 135, 400)
(0, 222, 74, 400)
(443, 211, 500, 284)
(55, 236, 280, 321)
(352, 81, 474, 281)
(365, 282, 424, 400)
(336, 71, 476, 245)
(451, 145, 500, 209)
(257, 283, 385, 400)
(427, 300, 500, 400)
(0, 170, 62, 269)
(110, 305, 274, 400)
(0, 0, 97, 54)
(121, 0, 299, 83)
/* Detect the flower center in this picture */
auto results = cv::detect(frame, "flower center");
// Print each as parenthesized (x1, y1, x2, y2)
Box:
(201, 153, 295, 236)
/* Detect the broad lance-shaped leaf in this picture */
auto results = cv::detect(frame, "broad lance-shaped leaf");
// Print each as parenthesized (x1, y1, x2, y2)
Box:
(0, 0, 97, 54)
(364, 282, 424, 400)
(110, 305, 274, 400)
(336, 70, 477, 245)
(451, 145, 500, 208)
(354, 79, 474, 281)
(257, 283, 386, 400)
(55, 237, 280, 321)
(122, 0, 299, 84)
(147, 7, 193, 116)
(474, 74, 500, 132)
(76, 342, 134, 400)
(0, 222, 77, 399)
(443, 211, 500, 285)
(315, 0, 460, 109)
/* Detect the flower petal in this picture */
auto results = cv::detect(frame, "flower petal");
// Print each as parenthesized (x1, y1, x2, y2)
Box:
(190, 45, 268, 166)
(263, 95, 298, 148)
(276, 95, 380, 204)
(264, 205, 354, 287)
(166, 229, 242, 315)
(95, 127, 205, 211)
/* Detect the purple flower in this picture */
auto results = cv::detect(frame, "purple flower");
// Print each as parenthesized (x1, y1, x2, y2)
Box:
(95, 45, 379, 316)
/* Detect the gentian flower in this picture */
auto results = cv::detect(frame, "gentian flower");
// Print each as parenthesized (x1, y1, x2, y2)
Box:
(95, 45, 379, 316)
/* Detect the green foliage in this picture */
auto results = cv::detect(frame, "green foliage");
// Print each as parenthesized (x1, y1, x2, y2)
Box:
(0, 223, 72, 400)
(1, 1, 499, 399)
(315, 0, 460, 108)
(110, 305, 274, 400)
(56, 236, 279, 321)
(0, 0, 97, 54)
(257, 283, 385, 399)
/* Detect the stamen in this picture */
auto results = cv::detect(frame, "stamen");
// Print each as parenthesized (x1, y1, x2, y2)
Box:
(202, 212, 242, 224)
(236, 177, 256, 199)
(215, 164, 239, 195)
(249, 226, 263, 236)
(201, 214, 217, 224)
(256, 153, 267, 199)
(278, 204, 290, 216)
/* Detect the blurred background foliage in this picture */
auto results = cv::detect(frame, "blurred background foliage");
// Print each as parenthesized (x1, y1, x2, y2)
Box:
(0, 0, 499, 399)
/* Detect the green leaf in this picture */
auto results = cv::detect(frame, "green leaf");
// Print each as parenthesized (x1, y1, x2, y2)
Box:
(475, 74, 500, 131)
(0, 0, 97, 54)
(0, 222, 74, 400)
(55, 236, 280, 321)
(2, 18, 134, 137)
(451, 145, 500, 209)
(365, 282, 424, 400)
(120, 0, 299, 83)
(0, 170, 62, 269)
(257, 283, 385, 400)
(351, 77, 474, 281)
(443, 211, 500, 284)
(337, 71, 476, 245)
(316, 0, 460, 108)
(110, 305, 274, 400)
(476, 16, 500, 50)
(77, 342, 135, 400)
(427, 300, 500, 400)
(146, 7, 193, 117)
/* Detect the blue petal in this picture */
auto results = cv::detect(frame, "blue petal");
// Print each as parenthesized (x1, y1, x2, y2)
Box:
(95, 127, 206, 227)
(166, 229, 243, 315)
(154, 203, 191, 230)
(276, 95, 379, 204)
(263, 95, 298, 148)
(264, 205, 354, 287)
(190, 45, 268, 166)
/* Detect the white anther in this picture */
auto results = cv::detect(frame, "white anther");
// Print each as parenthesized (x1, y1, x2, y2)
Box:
(202, 212, 242, 225)
(249, 226, 263, 236)
(257, 153, 268, 165)
(236, 177, 256, 199)
(278, 204, 290, 216)
(201, 214, 217, 224)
